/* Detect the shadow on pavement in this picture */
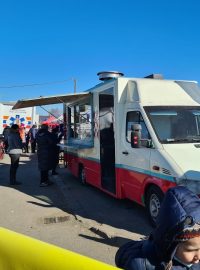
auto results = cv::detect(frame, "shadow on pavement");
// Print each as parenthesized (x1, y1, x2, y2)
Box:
(79, 233, 133, 248)
(0, 153, 152, 247)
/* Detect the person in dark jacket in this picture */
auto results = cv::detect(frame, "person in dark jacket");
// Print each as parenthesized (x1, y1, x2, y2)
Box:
(115, 186, 200, 270)
(7, 124, 23, 185)
(3, 126, 10, 153)
(51, 126, 61, 175)
(29, 124, 38, 153)
(25, 129, 30, 153)
(36, 124, 53, 187)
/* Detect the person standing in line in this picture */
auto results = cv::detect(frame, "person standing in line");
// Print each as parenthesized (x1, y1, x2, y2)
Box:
(29, 124, 38, 153)
(51, 126, 61, 175)
(36, 124, 53, 187)
(7, 124, 23, 185)
(3, 126, 10, 153)
(115, 186, 200, 270)
(19, 126, 26, 153)
(25, 129, 30, 153)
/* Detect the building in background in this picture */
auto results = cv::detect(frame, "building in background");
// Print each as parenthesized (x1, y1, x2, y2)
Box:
(0, 101, 38, 135)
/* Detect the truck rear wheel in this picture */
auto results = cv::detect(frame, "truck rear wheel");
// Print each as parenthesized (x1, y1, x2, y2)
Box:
(146, 186, 164, 227)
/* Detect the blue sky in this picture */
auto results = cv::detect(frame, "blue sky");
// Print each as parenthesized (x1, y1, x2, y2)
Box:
(0, 0, 200, 114)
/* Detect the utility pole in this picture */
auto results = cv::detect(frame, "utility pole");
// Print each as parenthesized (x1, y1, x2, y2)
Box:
(73, 78, 77, 93)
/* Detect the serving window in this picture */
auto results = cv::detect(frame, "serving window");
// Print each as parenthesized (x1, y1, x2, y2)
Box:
(67, 96, 93, 146)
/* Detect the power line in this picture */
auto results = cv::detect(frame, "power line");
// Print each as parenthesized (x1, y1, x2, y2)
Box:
(0, 79, 73, 89)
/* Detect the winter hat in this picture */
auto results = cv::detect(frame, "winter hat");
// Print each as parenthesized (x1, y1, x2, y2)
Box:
(175, 217, 200, 241)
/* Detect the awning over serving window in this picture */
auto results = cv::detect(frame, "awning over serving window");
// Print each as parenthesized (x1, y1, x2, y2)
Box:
(12, 92, 91, 109)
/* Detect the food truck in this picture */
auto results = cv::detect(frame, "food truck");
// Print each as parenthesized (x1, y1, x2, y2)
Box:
(13, 71, 200, 224)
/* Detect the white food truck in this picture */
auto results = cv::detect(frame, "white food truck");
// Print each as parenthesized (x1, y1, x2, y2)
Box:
(13, 71, 200, 224)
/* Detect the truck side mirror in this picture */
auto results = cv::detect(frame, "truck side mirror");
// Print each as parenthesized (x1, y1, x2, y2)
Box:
(131, 124, 142, 148)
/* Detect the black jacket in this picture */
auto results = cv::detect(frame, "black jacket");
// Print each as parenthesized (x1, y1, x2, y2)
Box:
(36, 128, 53, 171)
(115, 186, 200, 270)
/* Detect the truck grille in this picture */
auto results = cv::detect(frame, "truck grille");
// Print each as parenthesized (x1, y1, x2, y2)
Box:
(162, 168, 171, 175)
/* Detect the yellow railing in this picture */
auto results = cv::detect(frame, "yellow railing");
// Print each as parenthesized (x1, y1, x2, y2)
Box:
(0, 227, 119, 270)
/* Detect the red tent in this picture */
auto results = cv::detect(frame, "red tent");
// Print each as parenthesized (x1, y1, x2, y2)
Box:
(42, 116, 59, 127)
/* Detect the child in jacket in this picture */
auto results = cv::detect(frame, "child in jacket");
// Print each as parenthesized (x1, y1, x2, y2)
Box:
(115, 186, 200, 270)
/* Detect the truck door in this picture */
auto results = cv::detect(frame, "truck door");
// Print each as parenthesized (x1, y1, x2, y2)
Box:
(99, 92, 116, 194)
(119, 110, 151, 202)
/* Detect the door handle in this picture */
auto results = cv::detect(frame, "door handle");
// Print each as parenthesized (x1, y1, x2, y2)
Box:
(122, 151, 129, 155)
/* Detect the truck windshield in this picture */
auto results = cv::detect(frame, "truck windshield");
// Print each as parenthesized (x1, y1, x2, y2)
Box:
(144, 106, 200, 143)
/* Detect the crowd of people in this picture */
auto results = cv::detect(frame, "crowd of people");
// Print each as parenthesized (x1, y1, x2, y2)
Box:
(2, 123, 64, 186)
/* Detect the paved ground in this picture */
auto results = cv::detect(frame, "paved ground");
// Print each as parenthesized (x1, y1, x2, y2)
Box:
(0, 153, 152, 265)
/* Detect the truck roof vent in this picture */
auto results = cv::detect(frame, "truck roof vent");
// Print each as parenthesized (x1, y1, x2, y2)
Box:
(144, 74, 163, 79)
(97, 71, 124, 81)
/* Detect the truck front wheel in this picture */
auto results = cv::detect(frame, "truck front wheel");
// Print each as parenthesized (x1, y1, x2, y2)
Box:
(146, 186, 164, 227)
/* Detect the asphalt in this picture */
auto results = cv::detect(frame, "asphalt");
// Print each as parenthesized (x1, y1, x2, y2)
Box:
(0, 152, 151, 265)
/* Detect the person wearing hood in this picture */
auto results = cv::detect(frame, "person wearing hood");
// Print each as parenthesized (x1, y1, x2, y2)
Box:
(115, 186, 200, 270)
(36, 124, 53, 187)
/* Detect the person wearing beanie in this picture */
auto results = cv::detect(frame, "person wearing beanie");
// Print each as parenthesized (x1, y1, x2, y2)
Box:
(115, 186, 200, 270)
(7, 124, 23, 185)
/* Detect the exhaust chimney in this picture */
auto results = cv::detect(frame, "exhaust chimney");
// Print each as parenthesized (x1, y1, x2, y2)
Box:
(97, 71, 124, 81)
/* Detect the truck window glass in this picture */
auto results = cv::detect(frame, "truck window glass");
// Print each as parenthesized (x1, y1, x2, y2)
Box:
(176, 81, 200, 104)
(68, 99, 92, 141)
(144, 106, 200, 143)
(126, 111, 150, 145)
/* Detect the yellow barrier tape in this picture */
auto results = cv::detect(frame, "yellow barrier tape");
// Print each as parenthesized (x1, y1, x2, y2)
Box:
(0, 227, 119, 270)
